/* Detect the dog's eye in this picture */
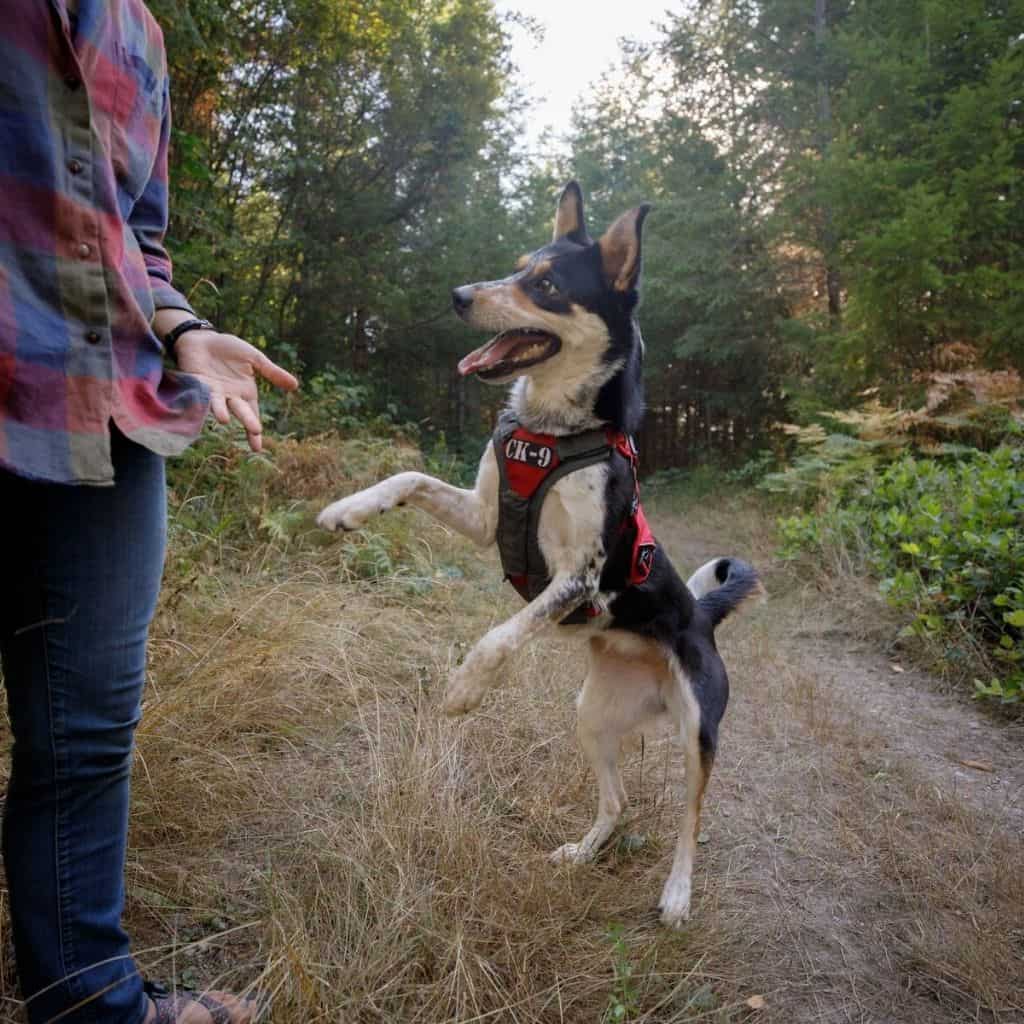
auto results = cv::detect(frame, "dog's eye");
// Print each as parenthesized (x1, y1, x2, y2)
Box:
(536, 277, 558, 296)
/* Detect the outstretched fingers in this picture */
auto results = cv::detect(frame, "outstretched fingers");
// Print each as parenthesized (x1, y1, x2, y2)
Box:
(226, 395, 263, 451)
(253, 350, 298, 392)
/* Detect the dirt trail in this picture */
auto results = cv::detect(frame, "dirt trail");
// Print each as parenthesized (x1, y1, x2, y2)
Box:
(655, 504, 1024, 1023)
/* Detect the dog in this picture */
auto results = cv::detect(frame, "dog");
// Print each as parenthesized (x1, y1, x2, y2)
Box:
(317, 181, 761, 926)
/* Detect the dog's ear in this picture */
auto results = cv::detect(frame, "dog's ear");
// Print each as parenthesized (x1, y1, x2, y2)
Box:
(598, 204, 652, 293)
(552, 180, 588, 243)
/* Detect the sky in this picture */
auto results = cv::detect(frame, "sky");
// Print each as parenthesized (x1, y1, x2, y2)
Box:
(495, 0, 677, 145)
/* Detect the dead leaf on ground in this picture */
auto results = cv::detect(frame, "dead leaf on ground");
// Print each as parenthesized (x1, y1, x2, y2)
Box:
(958, 758, 995, 773)
(745, 994, 766, 1010)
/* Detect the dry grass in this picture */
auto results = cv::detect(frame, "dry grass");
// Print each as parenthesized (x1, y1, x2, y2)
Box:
(123, 553, 746, 1022)
(139, 518, 762, 1019)
(2, 442, 1022, 1023)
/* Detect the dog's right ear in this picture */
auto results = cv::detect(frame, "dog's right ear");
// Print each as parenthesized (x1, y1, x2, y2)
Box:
(552, 180, 589, 244)
(598, 203, 652, 293)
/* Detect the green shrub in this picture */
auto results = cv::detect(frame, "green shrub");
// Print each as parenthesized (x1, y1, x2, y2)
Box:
(422, 430, 483, 488)
(165, 422, 423, 581)
(779, 446, 1024, 704)
(261, 367, 403, 440)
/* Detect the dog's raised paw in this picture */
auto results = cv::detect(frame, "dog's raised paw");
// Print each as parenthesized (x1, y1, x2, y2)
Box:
(442, 678, 487, 716)
(441, 688, 483, 717)
(316, 497, 367, 532)
(441, 658, 492, 716)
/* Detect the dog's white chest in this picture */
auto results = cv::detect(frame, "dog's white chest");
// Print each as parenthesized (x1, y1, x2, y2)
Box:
(535, 462, 609, 575)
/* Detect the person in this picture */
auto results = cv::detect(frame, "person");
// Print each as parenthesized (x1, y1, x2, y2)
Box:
(0, 2, 299, 1022)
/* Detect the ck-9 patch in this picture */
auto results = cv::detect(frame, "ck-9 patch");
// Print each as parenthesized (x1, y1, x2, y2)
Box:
(502, 427, 562, 498)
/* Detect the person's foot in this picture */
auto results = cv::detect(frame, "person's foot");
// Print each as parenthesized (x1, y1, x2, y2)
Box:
(143, 981, 259, 1024)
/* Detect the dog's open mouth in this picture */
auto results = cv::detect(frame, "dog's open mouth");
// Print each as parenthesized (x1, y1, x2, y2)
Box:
(457, 329, 561, 380)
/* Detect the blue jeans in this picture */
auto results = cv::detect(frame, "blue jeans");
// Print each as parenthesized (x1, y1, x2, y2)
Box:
(0, 427, 165, 1024)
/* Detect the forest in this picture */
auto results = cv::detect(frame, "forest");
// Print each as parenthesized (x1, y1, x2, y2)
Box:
(152, 0, 1024, 467)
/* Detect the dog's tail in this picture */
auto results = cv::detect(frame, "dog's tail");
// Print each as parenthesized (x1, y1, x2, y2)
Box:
(686, 557, 763, 629)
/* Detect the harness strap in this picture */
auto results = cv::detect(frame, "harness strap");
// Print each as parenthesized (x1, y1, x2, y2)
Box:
(492, 414, 612, 603)
(492, 413, 654, 622)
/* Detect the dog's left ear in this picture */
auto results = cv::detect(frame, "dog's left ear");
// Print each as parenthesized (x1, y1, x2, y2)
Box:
(552, 181, 589, 244)
(598, 204, 652, 293)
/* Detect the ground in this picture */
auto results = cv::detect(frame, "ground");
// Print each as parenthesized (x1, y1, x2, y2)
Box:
(1, 476, 1022, 1023)
(662, 500, 1024, 1023)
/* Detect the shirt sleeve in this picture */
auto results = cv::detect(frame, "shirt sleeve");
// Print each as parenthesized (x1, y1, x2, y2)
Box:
(128, 78, 195, 316)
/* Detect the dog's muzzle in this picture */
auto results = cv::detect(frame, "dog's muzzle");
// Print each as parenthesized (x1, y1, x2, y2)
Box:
(452, 286, 474, 316)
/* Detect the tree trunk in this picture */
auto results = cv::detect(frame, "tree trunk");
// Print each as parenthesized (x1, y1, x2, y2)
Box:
(351, 308, 369, 373)
(816, 0, 842, 322)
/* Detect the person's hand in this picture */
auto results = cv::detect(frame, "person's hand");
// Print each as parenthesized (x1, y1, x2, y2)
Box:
(174, 330, 299, 452)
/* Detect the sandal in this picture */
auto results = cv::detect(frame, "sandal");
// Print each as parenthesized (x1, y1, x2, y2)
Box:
(144, 980, 262, 1024)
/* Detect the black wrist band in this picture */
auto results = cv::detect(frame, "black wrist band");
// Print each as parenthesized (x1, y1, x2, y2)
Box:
(163, 317, 215, 356)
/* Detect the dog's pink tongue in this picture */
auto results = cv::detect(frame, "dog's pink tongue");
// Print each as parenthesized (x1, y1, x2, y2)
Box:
(457, 333, 525, 376)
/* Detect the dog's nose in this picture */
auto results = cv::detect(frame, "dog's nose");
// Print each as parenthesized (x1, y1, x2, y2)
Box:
(452, 286, 474, 314)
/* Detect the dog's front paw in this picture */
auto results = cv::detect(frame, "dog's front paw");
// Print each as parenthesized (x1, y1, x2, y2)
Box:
(549, 842, 592, 866)
(442, 638, 505, 716)
(658, 877, 692, 928)
(319, 476, 416, 532)
(442, 679, 487, 717)
(442, 664, 489, 717)
(317, 492, 375, 532)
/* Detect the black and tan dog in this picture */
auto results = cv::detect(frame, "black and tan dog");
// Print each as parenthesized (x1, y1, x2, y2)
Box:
(318, 182, 760, 925)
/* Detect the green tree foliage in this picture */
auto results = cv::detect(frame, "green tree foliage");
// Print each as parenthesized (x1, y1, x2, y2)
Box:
(566, 48, 791, 465)
(152, 0, 1024, 466)
(660, 0, 1024, 413)
(823, 0, 1024, 383)
(150, 1, 529, 376)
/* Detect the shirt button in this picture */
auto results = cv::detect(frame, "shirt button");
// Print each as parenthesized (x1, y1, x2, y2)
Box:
(77, 243, 92, 258)
(65, 75, 81, 90)
(68, 159, 83, 174)
(85, 330, 101, 344)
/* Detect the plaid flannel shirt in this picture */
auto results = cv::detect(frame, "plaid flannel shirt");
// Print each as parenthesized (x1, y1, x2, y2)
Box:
(0, 0, 209, 485)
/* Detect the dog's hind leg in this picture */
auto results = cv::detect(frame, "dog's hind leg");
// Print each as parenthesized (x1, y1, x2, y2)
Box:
(550, 635, 669, 865)
(549, 680, 625, 866)
(658, 656, 720, 927)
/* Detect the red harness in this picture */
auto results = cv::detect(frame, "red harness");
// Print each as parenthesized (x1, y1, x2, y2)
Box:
(494, 420, 656, 619)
